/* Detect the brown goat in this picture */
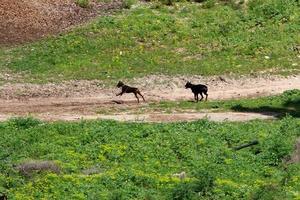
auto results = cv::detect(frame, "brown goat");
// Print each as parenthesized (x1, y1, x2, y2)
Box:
(116, 81, 145, 103)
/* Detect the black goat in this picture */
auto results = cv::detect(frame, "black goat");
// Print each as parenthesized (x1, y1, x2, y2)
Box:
(185, 81, 208, 102)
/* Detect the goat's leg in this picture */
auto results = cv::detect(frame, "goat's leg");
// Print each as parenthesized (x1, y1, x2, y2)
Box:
(137, 90, 145, 102)
(204, 91, 208, 101)
(199, 93, 204, 101)
(196, 94, 199, 102)
(134, 93, 140, 103)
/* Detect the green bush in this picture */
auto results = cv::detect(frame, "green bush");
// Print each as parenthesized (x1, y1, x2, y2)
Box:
(251, 184, 286, 200)
(171, 168, 215, 199)
(248, 0, 298, 20)
(8, 117, 41, 129)
(122, 0, 137, 9)
(171, 182, 198, 200)
(75, 0, 90, 8)
(193, 169, 215, 195)
(202, 0, 216, 9)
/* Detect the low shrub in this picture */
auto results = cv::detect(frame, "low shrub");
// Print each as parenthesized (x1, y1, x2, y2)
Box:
(122, 0, 137, 9)
(75, 0, 90, 8)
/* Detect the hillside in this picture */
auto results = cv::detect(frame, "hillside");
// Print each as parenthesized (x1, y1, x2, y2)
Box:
(0, 0, 122, 45)
(0, 0, 299, 83)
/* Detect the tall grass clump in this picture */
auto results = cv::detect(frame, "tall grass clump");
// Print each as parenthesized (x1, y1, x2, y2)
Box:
(248, 0, 298, 20)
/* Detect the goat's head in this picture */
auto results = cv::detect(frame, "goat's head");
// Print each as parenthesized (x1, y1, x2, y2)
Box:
(116, 81, 124, 88)
(185, 81, 192, 89)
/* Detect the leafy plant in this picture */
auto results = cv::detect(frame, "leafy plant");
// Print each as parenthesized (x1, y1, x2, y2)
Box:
(122, 0, 137, 9)
(0, 117, 299, 199)
(202, 0, 216, 9)
(248, 0, 298, 20)
(8, 117, 41, 129)
(75, 0, 90, 8)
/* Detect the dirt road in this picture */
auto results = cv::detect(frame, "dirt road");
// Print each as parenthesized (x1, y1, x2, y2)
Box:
(0, 75, 299, 122)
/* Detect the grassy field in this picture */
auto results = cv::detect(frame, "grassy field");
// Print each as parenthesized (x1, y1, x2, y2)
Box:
(0, 0, 300, 83)
(0, 117, 300, 199)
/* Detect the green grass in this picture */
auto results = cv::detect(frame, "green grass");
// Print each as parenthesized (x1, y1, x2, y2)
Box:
(75, 0, 90, 8)
(0, 0, 300, 83)
(0, 117, 300, 199)
(147, 89, 300, 118)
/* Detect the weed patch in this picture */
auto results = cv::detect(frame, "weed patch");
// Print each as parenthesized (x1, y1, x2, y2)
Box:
(0, 118, 300, 198)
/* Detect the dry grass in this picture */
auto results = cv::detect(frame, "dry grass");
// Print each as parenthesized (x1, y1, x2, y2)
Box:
(286, 138, 300, 164)
(15, 160, 60, 176)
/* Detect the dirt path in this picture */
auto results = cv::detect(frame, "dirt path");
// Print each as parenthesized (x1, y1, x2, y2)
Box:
(0, 75, 299, 122)
(0, 112, 277, 122)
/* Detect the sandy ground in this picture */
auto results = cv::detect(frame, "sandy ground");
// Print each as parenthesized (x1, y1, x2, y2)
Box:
(27, 112, 276, 122)
(0, 74, 299, 122)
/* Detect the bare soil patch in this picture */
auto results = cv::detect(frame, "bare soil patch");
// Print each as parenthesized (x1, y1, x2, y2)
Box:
(0, 0, 122, 45)
(28, 112, 277, 122)
(0, 75, 299, 122)
(15, 160, 61, 176)
(287, 138, 300, 164)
